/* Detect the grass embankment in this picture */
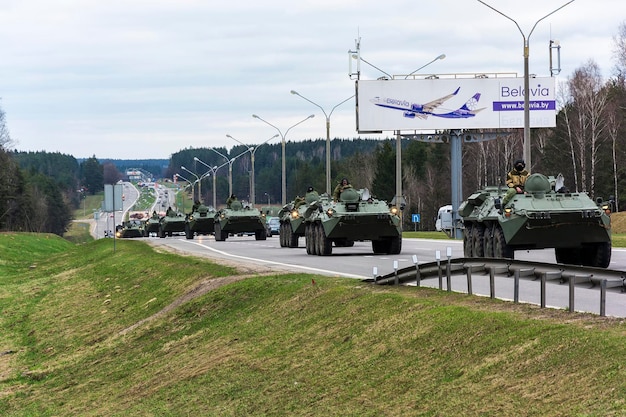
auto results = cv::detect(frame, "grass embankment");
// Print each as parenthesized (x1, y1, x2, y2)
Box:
(2, 234, 626, 416)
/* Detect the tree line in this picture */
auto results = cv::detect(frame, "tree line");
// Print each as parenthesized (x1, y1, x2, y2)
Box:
(0, 134, 124, 235)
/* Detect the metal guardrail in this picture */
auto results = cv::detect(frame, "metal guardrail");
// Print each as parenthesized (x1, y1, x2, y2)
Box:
(366, 258, 626, 317)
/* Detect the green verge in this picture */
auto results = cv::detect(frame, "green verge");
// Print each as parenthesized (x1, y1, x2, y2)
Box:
(2, 234, 626, 416)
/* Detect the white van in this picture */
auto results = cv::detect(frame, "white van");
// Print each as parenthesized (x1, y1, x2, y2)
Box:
(435, 205, 453, 233)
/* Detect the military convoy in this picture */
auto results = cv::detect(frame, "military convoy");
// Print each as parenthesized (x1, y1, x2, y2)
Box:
(458, 173, 613, 268)
(213, 200, 267, 241)
(303, 188, 402, 256)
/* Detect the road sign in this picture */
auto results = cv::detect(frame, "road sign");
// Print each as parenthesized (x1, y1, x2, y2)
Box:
(412, 213, 420, 223)
(104, 184, 123, 212)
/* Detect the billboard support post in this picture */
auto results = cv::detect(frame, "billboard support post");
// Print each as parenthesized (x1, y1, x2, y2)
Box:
(402, 131, 504, 239)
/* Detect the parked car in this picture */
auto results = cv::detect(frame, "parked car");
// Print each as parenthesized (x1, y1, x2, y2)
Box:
(266, 216, 280, 237)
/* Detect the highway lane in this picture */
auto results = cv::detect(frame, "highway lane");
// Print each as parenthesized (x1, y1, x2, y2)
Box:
(145, 234, 626, 317)
(146, 234, 626, 278)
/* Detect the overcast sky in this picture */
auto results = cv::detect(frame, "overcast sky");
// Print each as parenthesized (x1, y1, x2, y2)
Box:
(0, 0, 623, 159)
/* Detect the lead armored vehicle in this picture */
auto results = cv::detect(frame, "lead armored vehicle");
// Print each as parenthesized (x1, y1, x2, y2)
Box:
(185, 204, 216, 239)
(304, 188, 402, 256)
(213, 200, 267, 241)
(158, 209, 186, 238)
(458, 173, 612, 268)
(116, 220, 144, 238)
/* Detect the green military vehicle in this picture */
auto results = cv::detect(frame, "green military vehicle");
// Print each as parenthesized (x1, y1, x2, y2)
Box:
(304, 187, 402, 256)
(185, 204, 216, 239)
(158, 209, 186, 238)
(278, 190, 320, 248)
(115, 220, 144, 238)
(143, 212, 161, 237)
(458, 173, 612, 267)
(213, 200, 267, 241)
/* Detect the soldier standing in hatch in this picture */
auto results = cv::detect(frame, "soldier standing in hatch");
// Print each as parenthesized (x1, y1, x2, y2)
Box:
(503, 159, 529, 206)
(226, 194, 237, 208)
(333, 178, 352, 202)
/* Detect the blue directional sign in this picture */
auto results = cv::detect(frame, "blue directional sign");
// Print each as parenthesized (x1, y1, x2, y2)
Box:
(412, 213, 420, 223)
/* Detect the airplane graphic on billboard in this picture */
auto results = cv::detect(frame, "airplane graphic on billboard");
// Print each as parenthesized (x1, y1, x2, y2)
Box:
(369, 87, 486, 119)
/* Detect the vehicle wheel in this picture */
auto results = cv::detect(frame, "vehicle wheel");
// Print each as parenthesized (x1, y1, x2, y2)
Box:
(305, 224, 313, 255)
(372, 239, 386, 254)
(493, 225, 514, 259)
(309, 223, 317, 255)
(285, 224, 292, 247)
(584, 242, 611, 268)
(483, 223, 494, 258)
(214, 223, 225, 241)
(555, 247, 580, 265)
(388, 235, 402, 255)
(279, 223, 286, 247)
(255, 229, 267, 240)
(314, 223, 322, 255)
(471, 223, 485, 257)
(288, 227, 299, 248)
(463, 223, 473, 257)
(318, 223, 332, 256)
(185, 224, 194, 239)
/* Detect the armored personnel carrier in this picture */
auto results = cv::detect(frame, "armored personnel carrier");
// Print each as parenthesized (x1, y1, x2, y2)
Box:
(304, 187, 402, 256)
(213, 200, 267, 241)
(458, 173, 612, 268)
(116, 220, 144, 238)
(143, 212, 161, 237)
(185, 204, 216, 239)
(158, 209, 186, 238)
(278, 191, 321, 248)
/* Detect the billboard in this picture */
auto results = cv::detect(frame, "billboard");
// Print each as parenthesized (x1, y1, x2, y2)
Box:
(356, 77, 556, 132)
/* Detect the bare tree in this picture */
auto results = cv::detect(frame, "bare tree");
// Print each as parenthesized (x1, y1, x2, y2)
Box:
(0, 101, 13, 150)
(555, 81, 579, 190)
(606, 99, 622, 210)
(613, 21, 626, 84)
(568, 60, 609, 195)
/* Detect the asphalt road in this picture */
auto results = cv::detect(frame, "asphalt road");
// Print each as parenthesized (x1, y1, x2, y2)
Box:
(143, 233, 626, 317)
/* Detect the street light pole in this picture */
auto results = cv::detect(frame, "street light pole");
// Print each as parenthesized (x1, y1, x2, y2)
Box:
(290, 91, 354, 195)
(181, 166, 201, 202)
(477, 0, 575, 170)
(227, 133, 279, 205)
(404, 54, 446, 79)
(208, 148, 233, 197)
(252, 114, 315, 205)
(174, 173, 194, 211)
(193, 157, 219, 208)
